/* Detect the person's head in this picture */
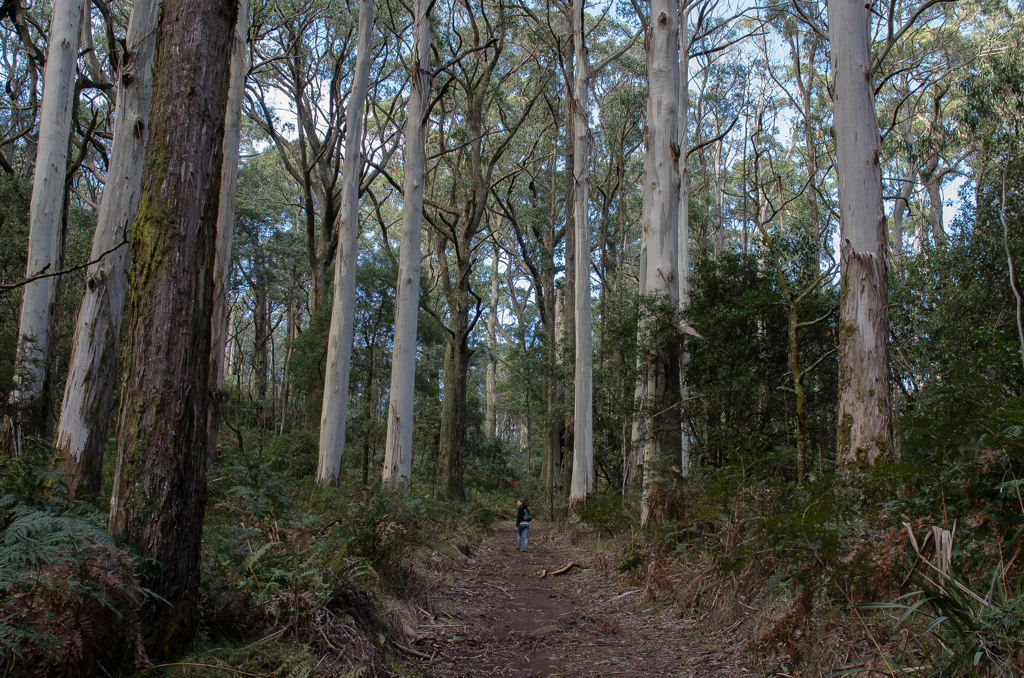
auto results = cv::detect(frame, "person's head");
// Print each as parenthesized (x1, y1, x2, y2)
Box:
(518, 498, 526, 507)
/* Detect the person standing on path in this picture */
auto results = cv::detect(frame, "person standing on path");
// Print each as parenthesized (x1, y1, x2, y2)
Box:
(516, 498, 531, 551)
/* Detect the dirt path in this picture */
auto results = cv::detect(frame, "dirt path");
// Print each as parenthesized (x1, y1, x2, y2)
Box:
(397, 522, 754, 677)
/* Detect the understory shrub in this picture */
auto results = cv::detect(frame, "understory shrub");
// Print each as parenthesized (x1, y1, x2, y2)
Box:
(0, 460, 147, 677)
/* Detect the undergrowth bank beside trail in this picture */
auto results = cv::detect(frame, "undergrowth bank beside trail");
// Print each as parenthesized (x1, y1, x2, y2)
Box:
(0, 440, 519, 678)
(570, 452, 1024, 677)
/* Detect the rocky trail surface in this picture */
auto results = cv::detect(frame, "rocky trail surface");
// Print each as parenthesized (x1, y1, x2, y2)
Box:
(394, 522, 756, 677)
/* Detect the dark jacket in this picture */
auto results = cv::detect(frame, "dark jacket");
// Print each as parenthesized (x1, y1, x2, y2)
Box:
(516, 505, 530, 527)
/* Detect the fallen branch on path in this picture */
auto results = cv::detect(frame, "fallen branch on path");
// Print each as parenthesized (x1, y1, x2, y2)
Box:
(540, 562, 580, 578)
(394, 642, 432, 660)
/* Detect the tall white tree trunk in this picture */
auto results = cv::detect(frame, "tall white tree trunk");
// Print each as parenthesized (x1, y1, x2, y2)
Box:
(569, 0, 593, 508)
(829, 0, 891, 466)
(382, 0, 429, 484)
(676, 0, 690, 477)
(207, 0, 250, 460)
(55, 0, 161, 494)
(640, 0, 680, 526)
(12, 0, 86, 426)
(318, 0, 375, 485)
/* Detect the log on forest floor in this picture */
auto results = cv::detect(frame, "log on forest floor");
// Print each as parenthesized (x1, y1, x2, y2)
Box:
(540, 562, 580, 578)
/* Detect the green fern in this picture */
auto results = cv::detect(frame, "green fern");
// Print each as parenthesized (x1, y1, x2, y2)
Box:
(275, 649, 313, 678)
(243, 540, 279, 571)
(0, 472, 147, 675)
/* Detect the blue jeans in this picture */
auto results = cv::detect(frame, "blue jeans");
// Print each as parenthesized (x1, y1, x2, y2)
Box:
(517, 523, 530, 550)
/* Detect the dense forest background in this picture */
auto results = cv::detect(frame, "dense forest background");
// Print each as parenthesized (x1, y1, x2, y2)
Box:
(1, 0, 1023, 674)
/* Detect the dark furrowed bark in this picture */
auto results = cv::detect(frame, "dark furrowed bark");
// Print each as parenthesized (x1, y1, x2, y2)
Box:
(107, 0, 238, 660)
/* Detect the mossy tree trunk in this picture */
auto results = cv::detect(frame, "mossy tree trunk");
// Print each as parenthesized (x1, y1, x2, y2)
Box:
(106, 0, 238, 659)
(437, 332, 470, 500)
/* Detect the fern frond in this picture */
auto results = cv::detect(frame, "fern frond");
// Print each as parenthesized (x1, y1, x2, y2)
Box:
(243, 541, 278, 571)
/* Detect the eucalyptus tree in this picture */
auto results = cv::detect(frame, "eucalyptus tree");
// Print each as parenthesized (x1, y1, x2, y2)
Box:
(829, 0, 891, 466)
(426, 0, 548, 500)
(509, 0, 570, 507)
(568, 0, 593, 508)
(776, 13, 828, 242)
(625, 0, 738, 489)
(491, 132, 565, 510)
(106, 0, 238, 656)
(383, 0, 433, 484)
(208, 0, 252, 458)
(747, 93, 837, 484)
(871, 0, 973, 257)
(246, 0, 356, 315)
(10, 0, 87, 434)
(587, 35, 645, 489)
(885, 74, 922, 258)
(317, 0, 375, 485)
(639, 0, 681, 526)
(55, 0, 161, 494)
(676, 0, 692, 477)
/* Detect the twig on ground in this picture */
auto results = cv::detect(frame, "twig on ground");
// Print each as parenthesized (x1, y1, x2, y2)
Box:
(320, 628, 340, 652)
(149, 663, 274, 677)
(394, 642, 432, 660)
(482, 581, 513, 598)
(604, 589, 643, 603)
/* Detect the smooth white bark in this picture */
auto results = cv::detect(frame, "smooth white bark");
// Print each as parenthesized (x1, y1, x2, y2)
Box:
(640, 0, 680, 526)
(208, 0, 251, 459)
(383, 0, 430, 484)
(569, 0, 593, 508)
(829, 0, 891, 465)
(12, 0, 86, 412)
(55, 0, 161, 488)
(318, 0, 375, 485)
